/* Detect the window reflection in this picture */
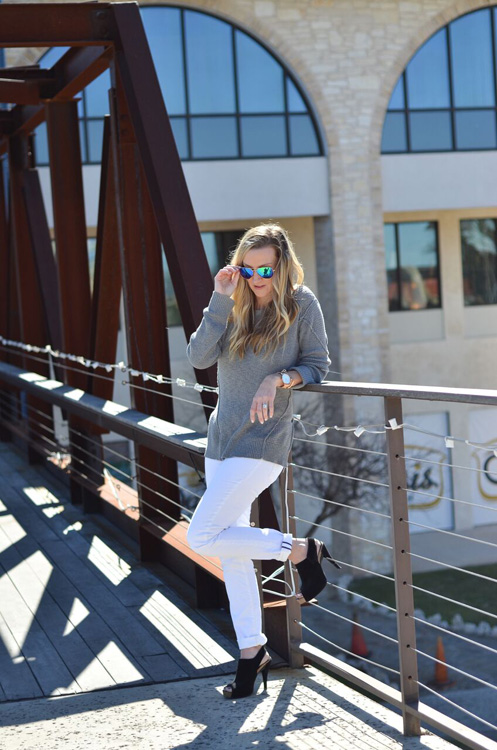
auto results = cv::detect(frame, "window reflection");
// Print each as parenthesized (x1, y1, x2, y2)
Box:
(35, 6, 321, 164)
(406, 28, 450, 109)
(385, 222, 441, 312)
(460, 219, 497, 306)
(142, 7, 186, 116)
(185, 11, 236, 115)
(383, 7, 497, 154)
(450, 9, 495, 108)
(236, 31, 284, 113)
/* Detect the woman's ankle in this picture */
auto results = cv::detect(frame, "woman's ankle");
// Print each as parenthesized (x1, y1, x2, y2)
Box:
(288, 538, 308, 564)
(240, 645, 264, 659)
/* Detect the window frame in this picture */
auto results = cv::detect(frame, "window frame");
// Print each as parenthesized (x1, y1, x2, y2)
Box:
(382, 6, 497, 154)
(384, 220, 443, 313)
(34, 5, 323, 166)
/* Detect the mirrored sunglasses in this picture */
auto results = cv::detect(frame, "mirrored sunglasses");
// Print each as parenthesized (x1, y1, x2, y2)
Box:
(238, 266, 274, 279)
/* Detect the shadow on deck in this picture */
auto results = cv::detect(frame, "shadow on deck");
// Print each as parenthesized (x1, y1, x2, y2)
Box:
(0, 443, 458, 749)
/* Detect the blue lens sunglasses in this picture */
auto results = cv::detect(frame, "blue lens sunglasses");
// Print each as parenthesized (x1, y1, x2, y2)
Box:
(238, 265, 275, 279)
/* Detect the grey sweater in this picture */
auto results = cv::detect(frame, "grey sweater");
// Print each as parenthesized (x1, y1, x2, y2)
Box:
(186, 285, 330, 467)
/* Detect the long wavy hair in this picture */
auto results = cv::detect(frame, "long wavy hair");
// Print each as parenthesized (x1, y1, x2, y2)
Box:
(228, 224, 304, 359)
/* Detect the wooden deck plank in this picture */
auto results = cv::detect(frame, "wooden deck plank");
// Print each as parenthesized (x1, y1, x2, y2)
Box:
(2, 484, 163, 661)
(0, 611, 43, 701)
(0, 492, 184, 689)
(0, 445, 238, 697)
(0, 560, 77, 697)
(9, 467, 154, 607)
(0, 522, 118, 693)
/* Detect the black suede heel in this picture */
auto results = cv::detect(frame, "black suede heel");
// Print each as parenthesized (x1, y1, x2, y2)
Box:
(296, 538, 341, 602)
(223, 646, 271, 699)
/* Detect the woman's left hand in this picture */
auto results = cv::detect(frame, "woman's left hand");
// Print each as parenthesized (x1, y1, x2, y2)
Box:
(250, 375, 278, 424)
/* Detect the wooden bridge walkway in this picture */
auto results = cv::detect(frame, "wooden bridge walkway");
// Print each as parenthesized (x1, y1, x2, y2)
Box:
(0, 442, 459, 749)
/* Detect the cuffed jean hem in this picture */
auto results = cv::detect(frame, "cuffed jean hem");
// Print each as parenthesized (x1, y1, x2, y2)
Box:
(238, 634, 268, 650)
(278, 532, 293, 561)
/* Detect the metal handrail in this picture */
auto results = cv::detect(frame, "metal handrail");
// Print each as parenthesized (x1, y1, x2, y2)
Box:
(2, 361, 497, 750)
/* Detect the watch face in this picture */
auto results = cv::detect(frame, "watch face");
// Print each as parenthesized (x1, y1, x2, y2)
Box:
(282, 372, 291, 384)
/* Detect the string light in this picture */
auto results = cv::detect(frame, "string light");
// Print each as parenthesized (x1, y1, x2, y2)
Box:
(3, 335, 497, 458)
(0, 336, 219, 395)
(292, 414, 497, 457)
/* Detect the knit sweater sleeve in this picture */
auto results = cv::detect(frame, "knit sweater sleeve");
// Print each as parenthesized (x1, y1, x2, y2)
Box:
(186, 291, 234, 369)
(291, 298, 331, 389)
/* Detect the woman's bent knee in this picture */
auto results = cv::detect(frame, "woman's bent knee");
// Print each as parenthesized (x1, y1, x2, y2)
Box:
(186, 521, 209, 553)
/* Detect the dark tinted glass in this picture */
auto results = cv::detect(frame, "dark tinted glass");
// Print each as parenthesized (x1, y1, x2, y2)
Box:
(34, 122, 49, 166)
(286, 78, 307, 112)
(384, 224, 399, 311)
(455, 110, 497, 150)
(289, 115, 320, 155)
(185, 11, 235, 114)
(236, 31, 284, 113)
(397, 222, 440, 309)
(170, 118, 189, 159)
(388, 77, 405, 110)
(87, 120, 105, 163)
(79, 121, 87, 163)
(240, 116, 286, 157)
(409, 111, 452, 151)
(141, 7, 186, 115)
(381, 112, 407, 152)
(460, 219, 497, 305)
(85, 70, 112, 117)
(190, 117, 238, 158)
(406, 28, 450, 109)
(450, 9, 495, 107)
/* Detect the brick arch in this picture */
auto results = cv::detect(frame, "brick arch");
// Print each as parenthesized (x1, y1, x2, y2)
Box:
(370, 0, 497, 159)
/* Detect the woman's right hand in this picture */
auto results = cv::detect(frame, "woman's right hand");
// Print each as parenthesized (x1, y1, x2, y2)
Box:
(214, 265, 240, 296)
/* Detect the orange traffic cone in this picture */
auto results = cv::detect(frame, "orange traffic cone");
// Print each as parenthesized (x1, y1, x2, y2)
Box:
(428, 636, 455, 689)
(350, 612, 371, 658)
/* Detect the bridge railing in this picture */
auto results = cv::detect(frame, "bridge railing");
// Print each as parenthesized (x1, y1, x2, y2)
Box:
(1, 357, 497, 750)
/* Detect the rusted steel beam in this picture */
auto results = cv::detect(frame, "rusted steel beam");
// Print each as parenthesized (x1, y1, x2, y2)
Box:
(109, 71, 181, 556)
(22, 170, 63, 352)
(8, 134, 53, 460)
(0, 158, 8, 340)
(0, 67, 52, 79)
(0, 3, 113, 46)
(46, 99, 97, 505)
(0, 158, 11, 440)
(0, 79, 43, 106)
(89, 115, 121, 404)
(110, 5, 216, 370)
(0, 46, 111, 144)
(45, 100, 91, 386)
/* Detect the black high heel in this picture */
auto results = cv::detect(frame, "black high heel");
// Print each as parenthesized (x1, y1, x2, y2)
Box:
(223, 646, 271, 699)
(296, 538, 341, 603)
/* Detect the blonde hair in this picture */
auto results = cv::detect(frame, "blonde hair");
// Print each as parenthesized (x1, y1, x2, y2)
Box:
(228, 223, 304, 359)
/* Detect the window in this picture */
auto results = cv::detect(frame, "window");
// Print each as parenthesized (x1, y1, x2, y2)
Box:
(460, 219, 497, 305)
(34, 7, 322, 166)
(384, 221, 441, 311)
(382, 7, 497, 153)
(164, 230, 243, 326)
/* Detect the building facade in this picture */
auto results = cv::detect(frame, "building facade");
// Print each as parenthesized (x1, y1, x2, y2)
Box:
(9, 0, 497, 573)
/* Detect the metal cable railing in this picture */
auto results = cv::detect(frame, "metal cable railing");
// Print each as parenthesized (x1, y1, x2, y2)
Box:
(3, 358, 497, 749)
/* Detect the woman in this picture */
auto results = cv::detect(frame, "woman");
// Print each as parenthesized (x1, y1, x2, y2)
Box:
(186, 224, 335, 700)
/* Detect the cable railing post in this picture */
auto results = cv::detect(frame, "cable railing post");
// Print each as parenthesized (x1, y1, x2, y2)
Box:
(384, 396, 420, 736)
(280, 452, 304, 668)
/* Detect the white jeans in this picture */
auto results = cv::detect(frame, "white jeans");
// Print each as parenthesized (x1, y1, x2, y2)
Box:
(186, 456, 292, 649)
